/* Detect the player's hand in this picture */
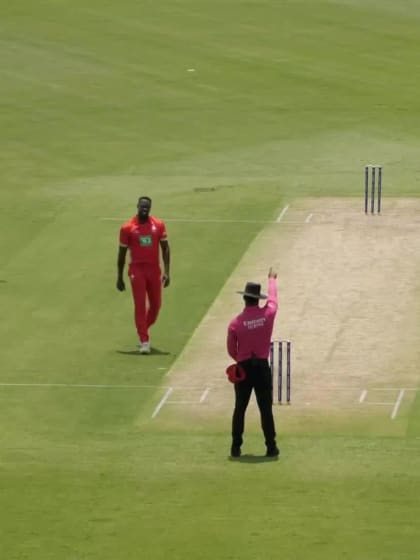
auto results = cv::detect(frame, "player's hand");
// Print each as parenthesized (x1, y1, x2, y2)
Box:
(116, 278, 126, 291)
(162, 274, 170, 288)
(268, 267, 277, 279)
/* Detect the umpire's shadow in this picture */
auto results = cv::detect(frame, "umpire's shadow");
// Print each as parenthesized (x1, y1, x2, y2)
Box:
(116, 347, 171, 356)
(229, 454, 279, 464)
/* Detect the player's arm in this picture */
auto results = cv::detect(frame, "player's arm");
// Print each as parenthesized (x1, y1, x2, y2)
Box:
(160, 239, 171, 287)
(117, 245, 128, 291)
(266, 267, 278, 312)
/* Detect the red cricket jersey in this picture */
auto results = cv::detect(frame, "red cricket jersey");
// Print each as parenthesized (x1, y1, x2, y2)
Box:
(119, 215, 168, 265)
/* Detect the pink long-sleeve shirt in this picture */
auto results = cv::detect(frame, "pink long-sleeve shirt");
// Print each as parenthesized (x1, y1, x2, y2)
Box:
(227, 278, 278, 362)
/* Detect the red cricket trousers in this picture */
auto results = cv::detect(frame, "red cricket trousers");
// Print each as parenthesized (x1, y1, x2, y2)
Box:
(128, 263, 162, 343)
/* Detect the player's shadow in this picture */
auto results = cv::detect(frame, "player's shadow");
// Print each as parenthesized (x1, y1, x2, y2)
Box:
(116, 347, 170, 356)
(228, 454, 279, 464)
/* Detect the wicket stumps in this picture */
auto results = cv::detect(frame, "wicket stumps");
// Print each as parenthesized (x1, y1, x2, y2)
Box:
(364, 165, 382, 214)
(269, 340, 291, 404)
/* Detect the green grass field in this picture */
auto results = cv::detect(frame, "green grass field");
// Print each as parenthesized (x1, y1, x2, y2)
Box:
(1, 1, 420, 558)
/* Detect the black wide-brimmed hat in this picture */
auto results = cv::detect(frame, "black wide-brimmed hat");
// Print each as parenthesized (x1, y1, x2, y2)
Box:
(237, 282, 267, 299)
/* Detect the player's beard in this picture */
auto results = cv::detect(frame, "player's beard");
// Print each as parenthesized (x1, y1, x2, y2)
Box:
(138, 210, 149, 223)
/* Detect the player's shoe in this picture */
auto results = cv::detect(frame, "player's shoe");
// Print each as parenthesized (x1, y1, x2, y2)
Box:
(139, 342, 151, 354)
(230, 445, 241, 458)
(265, 445, 280, 458)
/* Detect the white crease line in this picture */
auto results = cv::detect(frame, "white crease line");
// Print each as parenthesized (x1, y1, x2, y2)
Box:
(0, 382, 160, 389)
(302, 386, 418, 392)
(373, 388, 416, 391)
(3, 383, 415, 394)
(365, 402, 395, 406)
(101, 216, 308, 226)
(200, 388, 210, 403)
(152, 387, 173, 418)
(102, 217, 288, 225)
(276, 205, 289, 223)
(305, 213, 313, 223)
(371, 387, 417, 391)
(164, 218, 270, 224)
(167, 400, 199, 404)
(391, 389, 405, 420)
(359, 389, 367, 403)
(101, 217, 420, 228)
(102, 217, 271, 224)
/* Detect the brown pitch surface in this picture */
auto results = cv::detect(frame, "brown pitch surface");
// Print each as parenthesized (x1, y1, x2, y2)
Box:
(148, 198, 420, 433)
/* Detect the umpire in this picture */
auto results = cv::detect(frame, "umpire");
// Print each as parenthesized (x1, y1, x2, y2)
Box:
(226, 267, 279, 458)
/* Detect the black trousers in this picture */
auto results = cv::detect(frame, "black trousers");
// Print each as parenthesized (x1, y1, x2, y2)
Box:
(232, 358, 277, 448)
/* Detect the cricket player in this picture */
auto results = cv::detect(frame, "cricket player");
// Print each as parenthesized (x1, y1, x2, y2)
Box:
(117, 197, 170, 354)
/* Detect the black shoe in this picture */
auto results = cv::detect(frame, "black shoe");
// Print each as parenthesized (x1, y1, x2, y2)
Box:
(266, 446, 280, 457)
(230, 446, 241, 458)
